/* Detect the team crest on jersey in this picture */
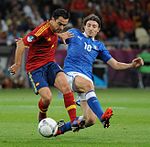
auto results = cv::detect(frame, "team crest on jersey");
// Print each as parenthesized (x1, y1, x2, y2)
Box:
(27, 35, 35, 42)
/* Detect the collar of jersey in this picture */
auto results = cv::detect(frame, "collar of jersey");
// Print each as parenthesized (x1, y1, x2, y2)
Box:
(83, 32, 95, 41)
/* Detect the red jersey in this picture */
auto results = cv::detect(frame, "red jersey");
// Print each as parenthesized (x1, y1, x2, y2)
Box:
(23, 21, 58, 72)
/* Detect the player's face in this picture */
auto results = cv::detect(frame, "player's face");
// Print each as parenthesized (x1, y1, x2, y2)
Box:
(51, 16, 69, 33)
(84, 20, 100, 38)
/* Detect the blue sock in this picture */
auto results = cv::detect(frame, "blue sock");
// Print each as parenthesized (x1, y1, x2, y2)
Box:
(86, 90, 103, 121)
(60, 122, 72, 133)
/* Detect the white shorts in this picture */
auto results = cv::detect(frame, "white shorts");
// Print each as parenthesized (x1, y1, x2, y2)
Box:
(65, 72, 94, 101)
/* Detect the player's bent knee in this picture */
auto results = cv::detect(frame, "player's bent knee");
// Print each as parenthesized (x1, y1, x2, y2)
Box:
(42, 95, 52, 103)
(84, 81, 94, 92)
(38, 87, 52, 99)
(39, 91, 52, 103)
(88, 118, 96, 124)
(86, 118, 96, 127)
(60, 84, 71, 94)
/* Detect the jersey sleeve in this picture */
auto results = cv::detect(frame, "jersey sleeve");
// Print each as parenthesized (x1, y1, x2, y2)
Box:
(22, 31, 38, 47)
(98, 43, 112, 63)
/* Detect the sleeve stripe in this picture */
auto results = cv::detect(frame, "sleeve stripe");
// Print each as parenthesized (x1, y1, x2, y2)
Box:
(35, 23, 50, 37)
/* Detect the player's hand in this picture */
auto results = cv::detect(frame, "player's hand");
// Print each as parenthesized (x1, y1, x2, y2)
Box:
(58, 32, 74, 44)
(8, 64, 20, 75)
(132, 57, 144, 68)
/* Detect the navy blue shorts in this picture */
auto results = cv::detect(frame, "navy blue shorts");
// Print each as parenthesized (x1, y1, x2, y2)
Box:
(27, 62, 63, 94)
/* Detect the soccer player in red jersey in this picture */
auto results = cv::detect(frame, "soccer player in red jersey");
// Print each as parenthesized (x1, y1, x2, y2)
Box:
(9, 9, 84, 130)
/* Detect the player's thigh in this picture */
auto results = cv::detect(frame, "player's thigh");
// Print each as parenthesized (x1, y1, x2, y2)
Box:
(54, 72, 71, 93)
(38, 87, 52, 101)
(80, 100, 96, 121)
(74, 76, 94, 92)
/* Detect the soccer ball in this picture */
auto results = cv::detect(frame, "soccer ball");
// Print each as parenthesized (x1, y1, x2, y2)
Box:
(38, 118, 57, 138)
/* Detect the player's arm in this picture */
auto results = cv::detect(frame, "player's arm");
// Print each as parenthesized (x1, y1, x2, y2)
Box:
(9, 39, 28, 75)
(107, 57, 144, 70)
(57, 31, 73, 44)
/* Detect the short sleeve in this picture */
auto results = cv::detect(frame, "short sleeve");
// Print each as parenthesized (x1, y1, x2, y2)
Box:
(98, 43, 112, 63)
(22, 32, 38, 47)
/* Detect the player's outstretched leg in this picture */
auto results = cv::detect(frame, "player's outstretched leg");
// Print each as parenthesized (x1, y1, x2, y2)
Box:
(85, 90, 113, 127)
(101, 107, 113, 128)
(71, 116, 85, 132)
(53, 116, 85, 137)
(53, 120, 67, 136)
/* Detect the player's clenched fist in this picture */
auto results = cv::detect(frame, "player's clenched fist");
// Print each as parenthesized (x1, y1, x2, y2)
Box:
(132, 57, 144, 68)
(8, 64, 20, 75)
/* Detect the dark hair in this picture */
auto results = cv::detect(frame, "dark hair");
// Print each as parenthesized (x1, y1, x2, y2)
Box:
(52, 9, 70, 19)
(82, 14, 102, 28)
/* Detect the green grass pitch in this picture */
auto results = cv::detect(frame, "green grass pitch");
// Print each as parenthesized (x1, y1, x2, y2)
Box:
(0, 88, 150, 147)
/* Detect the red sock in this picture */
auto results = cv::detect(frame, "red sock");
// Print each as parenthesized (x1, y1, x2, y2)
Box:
(38, 98, 49, 113)
(38, 98, 50, 122)
(63, 92, 76, 122)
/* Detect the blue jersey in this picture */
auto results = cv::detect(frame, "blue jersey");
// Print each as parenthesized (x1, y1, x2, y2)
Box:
(64, 28, 112, 80)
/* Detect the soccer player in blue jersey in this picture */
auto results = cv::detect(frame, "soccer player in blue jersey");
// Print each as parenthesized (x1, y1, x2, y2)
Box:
(54, 14, 144, 136)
